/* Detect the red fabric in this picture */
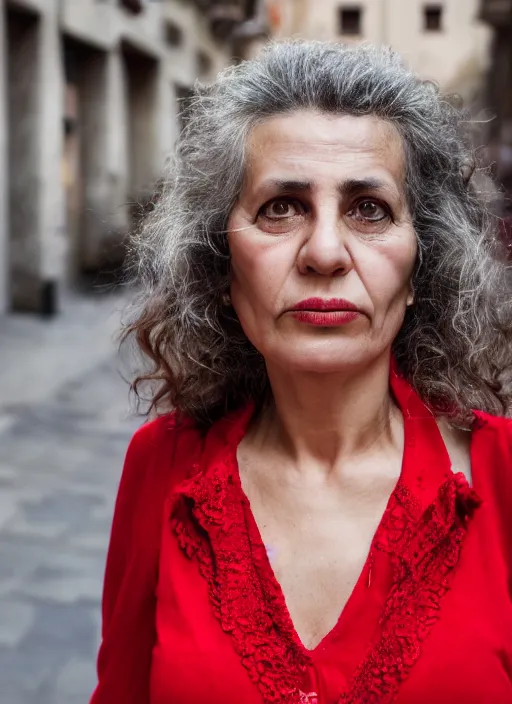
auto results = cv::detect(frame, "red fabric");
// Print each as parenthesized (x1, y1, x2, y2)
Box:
(90, 372, 512, 704)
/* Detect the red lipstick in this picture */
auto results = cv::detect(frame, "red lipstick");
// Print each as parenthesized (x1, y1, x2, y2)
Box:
(289, 298, 361, 326)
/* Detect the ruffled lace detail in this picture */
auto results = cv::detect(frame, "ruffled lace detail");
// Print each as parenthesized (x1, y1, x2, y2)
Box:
(170, 450, 481, 704)
(170, 457, 310, 704)
(339, 472, 481, 704)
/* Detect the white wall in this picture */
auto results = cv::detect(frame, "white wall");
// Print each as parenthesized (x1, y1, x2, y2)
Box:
(270, 0, 491, 101)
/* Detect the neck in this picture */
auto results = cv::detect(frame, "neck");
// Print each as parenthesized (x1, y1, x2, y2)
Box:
(255, 352, 399, 470)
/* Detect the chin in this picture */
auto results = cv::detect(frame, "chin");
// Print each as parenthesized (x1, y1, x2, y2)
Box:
(271, 341, 375, 374)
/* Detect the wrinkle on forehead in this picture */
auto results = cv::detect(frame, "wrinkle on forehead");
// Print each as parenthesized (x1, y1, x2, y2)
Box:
(242, 112, 407, 207)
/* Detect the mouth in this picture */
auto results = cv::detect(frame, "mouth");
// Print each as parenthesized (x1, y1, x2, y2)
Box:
(289, 298, 362, 327)
(291, 298, 361, 313)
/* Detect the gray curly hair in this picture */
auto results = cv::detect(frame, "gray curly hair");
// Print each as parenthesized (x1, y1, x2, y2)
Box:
(123, 40, 512, 428)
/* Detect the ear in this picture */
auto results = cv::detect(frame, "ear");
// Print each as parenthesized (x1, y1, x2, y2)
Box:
(406, 283, 414, 307)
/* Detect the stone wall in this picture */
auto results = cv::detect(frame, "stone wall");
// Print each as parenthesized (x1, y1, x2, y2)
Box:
(0, 0, 237, 313)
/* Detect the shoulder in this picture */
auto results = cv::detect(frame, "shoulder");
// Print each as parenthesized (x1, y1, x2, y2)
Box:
(473, 411, 512, 454)
(471, 411, 512, 503)
(127, 410, 189, 449)
(124, 411, 201, 472)
(437, 415, 512, 486)
(121, 403, 252, 497)
(117, 411, 203, 516)
(472, 413, 512, 570)
(124, 413, 173, 460)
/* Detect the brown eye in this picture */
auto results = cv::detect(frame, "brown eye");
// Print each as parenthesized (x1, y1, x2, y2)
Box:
(261, 199, 301, 220)
(351, 200, 389, 223)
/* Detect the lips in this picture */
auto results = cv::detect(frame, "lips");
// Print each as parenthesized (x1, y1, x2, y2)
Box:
(288, 298, 362, 327)
(291, 297, 360, 313)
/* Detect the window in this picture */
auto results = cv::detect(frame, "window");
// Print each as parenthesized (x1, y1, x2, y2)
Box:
(118, 0, 144, 15)
(165, 21, 183, 48)
(424, 5, 443, 31)
(197, 51, 213, 77)
(338, 7, 362, 36)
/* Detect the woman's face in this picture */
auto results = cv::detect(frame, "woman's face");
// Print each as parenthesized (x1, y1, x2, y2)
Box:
(227, 111, 417, 374)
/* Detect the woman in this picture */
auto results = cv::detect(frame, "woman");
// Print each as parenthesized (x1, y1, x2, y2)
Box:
(91, 41, 512, 704)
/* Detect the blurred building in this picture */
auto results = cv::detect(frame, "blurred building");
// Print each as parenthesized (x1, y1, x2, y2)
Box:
(481, 0, 512, 141)
(244, 0, 491, 101)
(480, 1, 512, 170)
(0, 0, 252, 315)
(480, 0, 512, 252)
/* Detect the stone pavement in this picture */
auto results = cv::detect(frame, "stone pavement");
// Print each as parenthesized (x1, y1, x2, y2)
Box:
(0, 291, 141, 704)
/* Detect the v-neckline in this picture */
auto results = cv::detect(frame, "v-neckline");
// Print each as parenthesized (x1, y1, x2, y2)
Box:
(231, 367, 455, 657)
(170, 365, 481, 704)
(238, 483, 380, 655)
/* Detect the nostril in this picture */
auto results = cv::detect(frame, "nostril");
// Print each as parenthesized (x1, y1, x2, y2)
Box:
(303, 265, 348, 276)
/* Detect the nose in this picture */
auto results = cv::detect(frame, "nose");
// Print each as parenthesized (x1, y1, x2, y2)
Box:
(297, 211, 354, 277)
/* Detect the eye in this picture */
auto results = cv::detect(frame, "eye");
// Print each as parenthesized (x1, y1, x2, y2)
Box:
(349, 199, 390, 223)
(259, 198, 303, 220)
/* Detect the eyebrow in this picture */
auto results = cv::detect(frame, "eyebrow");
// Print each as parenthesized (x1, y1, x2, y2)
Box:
(339, 177, 397, 198)
(262, 177, 401, 199)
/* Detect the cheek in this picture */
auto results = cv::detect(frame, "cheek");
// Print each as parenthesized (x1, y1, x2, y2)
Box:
(230, 241, 270, 311)
(228, 234, 292, 313)
(362, 236, 417, 308)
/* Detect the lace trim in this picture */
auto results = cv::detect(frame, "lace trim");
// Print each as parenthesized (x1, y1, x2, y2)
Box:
(339, 473, 481, 704)
(170, 459, 310, 704)
(170, 459, 480, 704)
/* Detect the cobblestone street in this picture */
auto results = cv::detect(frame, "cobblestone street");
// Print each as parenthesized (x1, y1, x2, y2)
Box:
(0, 293, 141, 704)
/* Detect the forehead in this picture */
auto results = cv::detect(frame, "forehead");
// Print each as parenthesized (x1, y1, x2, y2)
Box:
(245, 111, 405, 189)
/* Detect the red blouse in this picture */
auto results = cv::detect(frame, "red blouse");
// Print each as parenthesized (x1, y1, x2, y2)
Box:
(90, 370, 512, 704)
